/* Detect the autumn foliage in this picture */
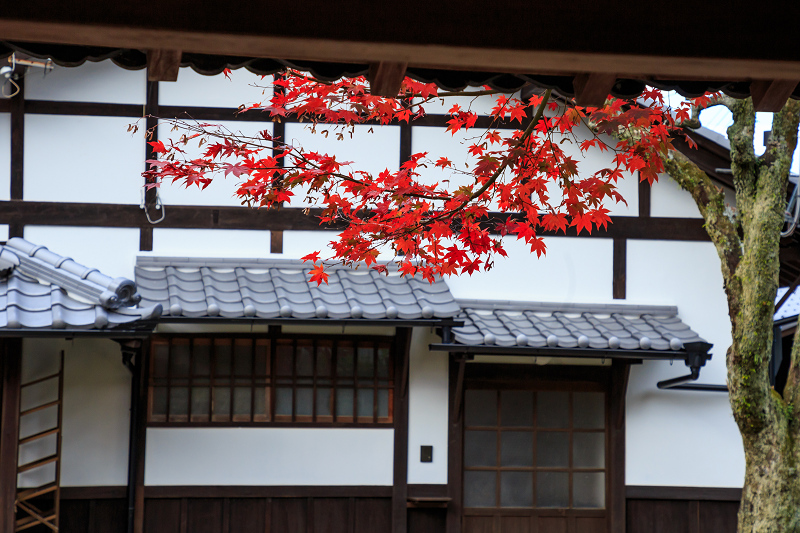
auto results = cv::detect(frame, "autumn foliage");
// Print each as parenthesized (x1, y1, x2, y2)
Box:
(143, 71, 705, 284)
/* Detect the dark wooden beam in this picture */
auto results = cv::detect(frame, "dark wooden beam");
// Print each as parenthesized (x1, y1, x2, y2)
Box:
(0, 338, 22, 533)
(143, 485, 392, 498)
(4, 5, 800, 81)
(269, 230, 283, 254)
(147, 49, 182, 82)
(0, 201, 713, 240)
(368, 62, 407, 98)
(132, 343, 149, 533)
(626, 485, 742, 502)
(750, 79, 799, 113)
(572, 72, 616, 107)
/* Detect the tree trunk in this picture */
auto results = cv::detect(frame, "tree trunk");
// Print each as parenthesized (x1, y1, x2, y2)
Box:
(663, 97, 800, 532)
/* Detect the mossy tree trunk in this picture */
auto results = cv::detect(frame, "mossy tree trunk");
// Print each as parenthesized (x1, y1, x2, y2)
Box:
(663, 98, 800, 532)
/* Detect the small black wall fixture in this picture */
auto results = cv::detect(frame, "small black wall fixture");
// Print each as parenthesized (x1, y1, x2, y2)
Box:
(656, 341, 726, 391)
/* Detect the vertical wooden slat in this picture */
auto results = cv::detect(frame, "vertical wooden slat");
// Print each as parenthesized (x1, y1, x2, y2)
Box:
(9, 75, 24, 238)
(0, 338, 22, 533)
(612, 238, 627, 300)
(392, 328, 412, 533)
(141, 80, 160, 251)
(637, 175, 650, 219)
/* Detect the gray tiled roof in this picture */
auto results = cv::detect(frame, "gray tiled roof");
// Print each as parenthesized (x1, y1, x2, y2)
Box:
(0, 238, 161, 331)
(453, 300, 705, 351)
(135, 257, 461, 320)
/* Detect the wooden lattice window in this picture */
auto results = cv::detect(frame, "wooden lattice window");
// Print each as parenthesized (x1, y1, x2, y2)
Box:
(148, 336, 394, 425)
(463, 389, 607, 510)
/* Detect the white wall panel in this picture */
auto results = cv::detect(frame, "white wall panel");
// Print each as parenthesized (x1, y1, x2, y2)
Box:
(145, 428, 394, 485)
(0, 113, 10, 200)
(625, 240, 741, 487)
(650, 174, 703, 218)
(407, 328, 448, 484)
(24, 115, 144, 204)
(147, 228, 273, 259)
(21, 338, 132, 487)
(414, 89, 516, 116)
(411, 125, 637, 216)
(25, 62, 146, 104)
(445, 236, 614, 304)
(23, 226, 140, 281)
(155, 121, 273, 207)
(159, 68, 271, 108)
(284, 123, 400, 207)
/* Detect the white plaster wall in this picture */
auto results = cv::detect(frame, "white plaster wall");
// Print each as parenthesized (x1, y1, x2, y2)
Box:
(158, 67, 271, 108)
(24, 114, 145, 204)
(649, 173, 703, 218)
(407, 328, 449, 485)
(411, 124, 638, 217)
(155, 121, 273, 207)
(21, 338, 132, 487)
(0, 113, 10, 200)
(625, 239, 741, 487)
(144, 228, 274, 259)
(24, 226, 140, 280)
(284, 123, 401, 208)
(25, 61, 146, 104)
(0, 225, 8, 241)
(445, 236, 614, 304)
(145, 428, 394, 485)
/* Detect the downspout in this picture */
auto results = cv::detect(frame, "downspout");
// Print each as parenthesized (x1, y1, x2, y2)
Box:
(656, 341, 721, 390)
(118, 340, 142, 533)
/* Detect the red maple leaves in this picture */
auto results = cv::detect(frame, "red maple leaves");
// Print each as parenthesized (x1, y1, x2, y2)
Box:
(142, 69, 704, 282)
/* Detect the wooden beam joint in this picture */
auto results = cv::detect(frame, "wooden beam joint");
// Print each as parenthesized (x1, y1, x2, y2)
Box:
(368, 62, 407, 97)
(572, 72, 617, 107)
(147, 49, 182, 82)
(750, 79, 799, 112)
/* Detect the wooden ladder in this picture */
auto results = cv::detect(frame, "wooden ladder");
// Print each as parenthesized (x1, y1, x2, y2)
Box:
(15, 351, 63, 532)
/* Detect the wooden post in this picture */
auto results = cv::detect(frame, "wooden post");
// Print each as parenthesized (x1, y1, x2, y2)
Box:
(0, 338, 23, 533)
(446, 356, 464, 533)
(392, 328, 411, 533)
(133, 342, 149, 533)
(609, 361, 631, 533)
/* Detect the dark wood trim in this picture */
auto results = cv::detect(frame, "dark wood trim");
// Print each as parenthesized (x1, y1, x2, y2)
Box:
(399, 121, 412, 167)
(0, 200, 712, 241)
(446, 356, 464, 533)
(637, 175, 650, 219)
(143, 485, 393, 499)
(609, 362, 630, 533)
(625, 485, 743, 501)
(407, 484, 449, 498)
(60, 486, 128, 500)
(392, 327, 412, 533)
(24, 100, 143, 118)
(270, 230, 283, 254)
(139, 227, 154, 252)
(0, 338, 22, 533)
(613, 238, 626, 300)
(141, 81, 159, 252)
(10, 78, 24, 202)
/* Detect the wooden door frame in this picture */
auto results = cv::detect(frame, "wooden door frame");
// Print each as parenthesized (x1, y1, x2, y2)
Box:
(446, 358, 631, 533)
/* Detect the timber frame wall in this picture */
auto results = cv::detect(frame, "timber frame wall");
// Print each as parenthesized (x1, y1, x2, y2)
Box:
(0, 74, 721, 300)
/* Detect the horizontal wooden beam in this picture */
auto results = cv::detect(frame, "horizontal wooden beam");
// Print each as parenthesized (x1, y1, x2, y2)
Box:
(750, 79, 799, 112)
(0, 200, 711, 241)
(626, 485, 742, 502)
(4, 15, 800, 81)
(146, 49, 181, 82)
(144, 485, 392, 499)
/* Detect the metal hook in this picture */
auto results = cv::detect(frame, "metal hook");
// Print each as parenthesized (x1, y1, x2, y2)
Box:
(141, 188, 166, 224)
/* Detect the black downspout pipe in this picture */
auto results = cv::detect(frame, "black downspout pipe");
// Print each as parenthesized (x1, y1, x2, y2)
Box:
(656, 341, 723, 391)
(118, 341, 141, 533)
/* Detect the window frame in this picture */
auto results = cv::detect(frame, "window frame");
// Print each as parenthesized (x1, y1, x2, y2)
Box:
(146, 332, 397, 428)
